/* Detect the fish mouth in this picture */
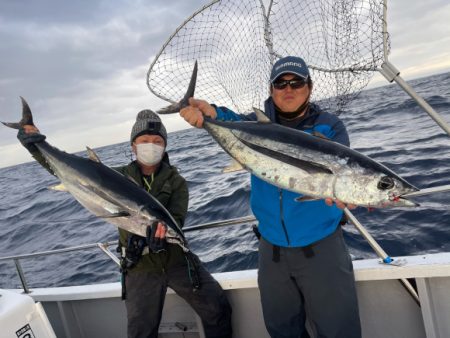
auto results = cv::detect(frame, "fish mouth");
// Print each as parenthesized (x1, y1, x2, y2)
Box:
(390, 192, 420, 207)
(397, 196, 420, 207)
(389, 182, 420, 207)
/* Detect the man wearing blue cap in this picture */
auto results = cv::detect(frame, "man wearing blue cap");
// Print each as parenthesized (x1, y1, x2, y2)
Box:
(179, 56, 361, 338)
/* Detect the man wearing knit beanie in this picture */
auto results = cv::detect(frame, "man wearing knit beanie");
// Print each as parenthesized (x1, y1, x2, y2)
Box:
(15, 106, 232, 338)
(117, 110, 232, 338)
(130, 109, 167, 145)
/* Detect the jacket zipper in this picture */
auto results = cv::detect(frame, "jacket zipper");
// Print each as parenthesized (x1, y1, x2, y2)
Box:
(279, 189, 290, 246)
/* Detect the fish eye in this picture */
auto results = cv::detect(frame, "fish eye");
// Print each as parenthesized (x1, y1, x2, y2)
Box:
(377, 176, 395, 190)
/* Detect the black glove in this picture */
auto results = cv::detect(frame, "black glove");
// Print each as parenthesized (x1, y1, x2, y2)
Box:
(17, 128, 46, 152)
(124, 235, 147, 269)
(146, 221, 167, 253)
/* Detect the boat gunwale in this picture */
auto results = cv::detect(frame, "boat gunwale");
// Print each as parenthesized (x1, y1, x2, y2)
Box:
(6, 252, 450, 302)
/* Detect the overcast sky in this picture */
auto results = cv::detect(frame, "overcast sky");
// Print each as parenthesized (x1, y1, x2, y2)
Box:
(1, 0, 449, 168)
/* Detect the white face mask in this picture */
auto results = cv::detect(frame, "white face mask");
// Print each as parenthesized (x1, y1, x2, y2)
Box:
(136, 143, 165, 166)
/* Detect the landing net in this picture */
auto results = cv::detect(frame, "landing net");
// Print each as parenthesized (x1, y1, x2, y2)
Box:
(147, 0, 389, 115)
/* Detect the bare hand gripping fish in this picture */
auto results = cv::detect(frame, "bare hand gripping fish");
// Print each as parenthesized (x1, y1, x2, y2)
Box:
(157, 61, 424, 208)
(2, 98, 189, 251)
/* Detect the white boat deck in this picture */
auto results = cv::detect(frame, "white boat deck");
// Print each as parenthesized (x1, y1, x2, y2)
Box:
(10, 252, 449, 338)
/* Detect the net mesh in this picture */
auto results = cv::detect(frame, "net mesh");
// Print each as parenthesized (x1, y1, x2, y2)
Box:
(147, 0, 389, 115)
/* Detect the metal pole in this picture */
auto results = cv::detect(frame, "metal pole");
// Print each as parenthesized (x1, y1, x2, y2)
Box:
(97, 242, 121, 266)
(0, 218, 258, 291)
(402, 184, 450, 198)
(382, 0, 389, 60)
(14, 258, 30, 294)
(1, 241, 117, 293)
(344, 208, 420, 305)
(379, 61, 450, 136)
(394, 75, 450, 136)
(0, 241, 117, 261)
(183, 215, 256, 232)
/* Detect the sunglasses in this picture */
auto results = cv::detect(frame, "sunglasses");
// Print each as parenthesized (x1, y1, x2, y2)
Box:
(272, 78, 307, 90)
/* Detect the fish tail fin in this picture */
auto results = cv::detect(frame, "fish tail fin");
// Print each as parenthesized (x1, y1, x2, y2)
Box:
(1, 97, 35, 129)
(156, 60, 197, 114)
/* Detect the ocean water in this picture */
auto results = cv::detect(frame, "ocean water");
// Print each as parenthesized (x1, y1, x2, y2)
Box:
(1, 72, 450, 289)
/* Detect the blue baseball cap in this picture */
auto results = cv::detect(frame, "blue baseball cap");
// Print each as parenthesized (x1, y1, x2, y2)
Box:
(270, 56, 310, 83)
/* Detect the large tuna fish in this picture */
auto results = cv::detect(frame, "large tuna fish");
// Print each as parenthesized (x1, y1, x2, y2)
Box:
(158, 61, 419, 208)
(2, 98, 188, 250)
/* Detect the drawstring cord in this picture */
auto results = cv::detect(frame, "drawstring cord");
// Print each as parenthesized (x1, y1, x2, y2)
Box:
(143, 173, 154, 191)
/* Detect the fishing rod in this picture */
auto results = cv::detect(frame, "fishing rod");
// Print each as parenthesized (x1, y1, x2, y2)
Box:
(401, 184, 450, 198)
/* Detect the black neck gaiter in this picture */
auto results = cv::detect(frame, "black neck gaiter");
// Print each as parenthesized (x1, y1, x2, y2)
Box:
(275, 93, 311, 120)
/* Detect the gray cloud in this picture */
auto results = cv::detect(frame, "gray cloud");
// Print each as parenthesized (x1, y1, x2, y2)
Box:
(0, 0, 203, 167)
(1, 0, 449, 168)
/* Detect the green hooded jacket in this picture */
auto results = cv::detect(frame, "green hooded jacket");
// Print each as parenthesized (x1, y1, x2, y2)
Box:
(115, 160, 190, 273)
(26, 145, 190, 273)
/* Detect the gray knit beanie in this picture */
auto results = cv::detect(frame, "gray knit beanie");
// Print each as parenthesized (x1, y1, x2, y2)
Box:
(130, 110, 167, 144)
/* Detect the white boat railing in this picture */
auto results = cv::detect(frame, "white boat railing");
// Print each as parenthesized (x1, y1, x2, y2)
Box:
(0, 211, 424, 309)
(0, 216, 257, 294)
(0, 241, 118, 294)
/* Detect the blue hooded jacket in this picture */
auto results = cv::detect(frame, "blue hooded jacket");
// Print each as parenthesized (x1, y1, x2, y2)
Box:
(214, 97, 350, 247)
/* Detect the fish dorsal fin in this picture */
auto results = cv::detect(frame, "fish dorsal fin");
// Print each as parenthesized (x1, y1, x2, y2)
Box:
(253, 107, 271, 123)
(238, 138, 334, 175)
(86, 146, 101, 163)
(223, 159, 246, 173)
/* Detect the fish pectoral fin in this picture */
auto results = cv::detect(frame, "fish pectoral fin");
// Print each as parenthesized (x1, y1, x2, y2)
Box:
(223, 159, 246, 173)
(99, 211, 131, 218)
(295, 195, 321, 202)
(239, 138, 334, 175)
(49, 183, 68, 191)
(287, 158, 333, 175)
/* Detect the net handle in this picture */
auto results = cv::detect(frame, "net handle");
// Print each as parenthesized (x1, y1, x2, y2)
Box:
(382, 0, 389, 61)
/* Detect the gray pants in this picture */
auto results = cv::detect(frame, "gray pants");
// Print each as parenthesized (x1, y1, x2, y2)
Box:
(125, 254, 232, 338)
(258, 228, 361, 338)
